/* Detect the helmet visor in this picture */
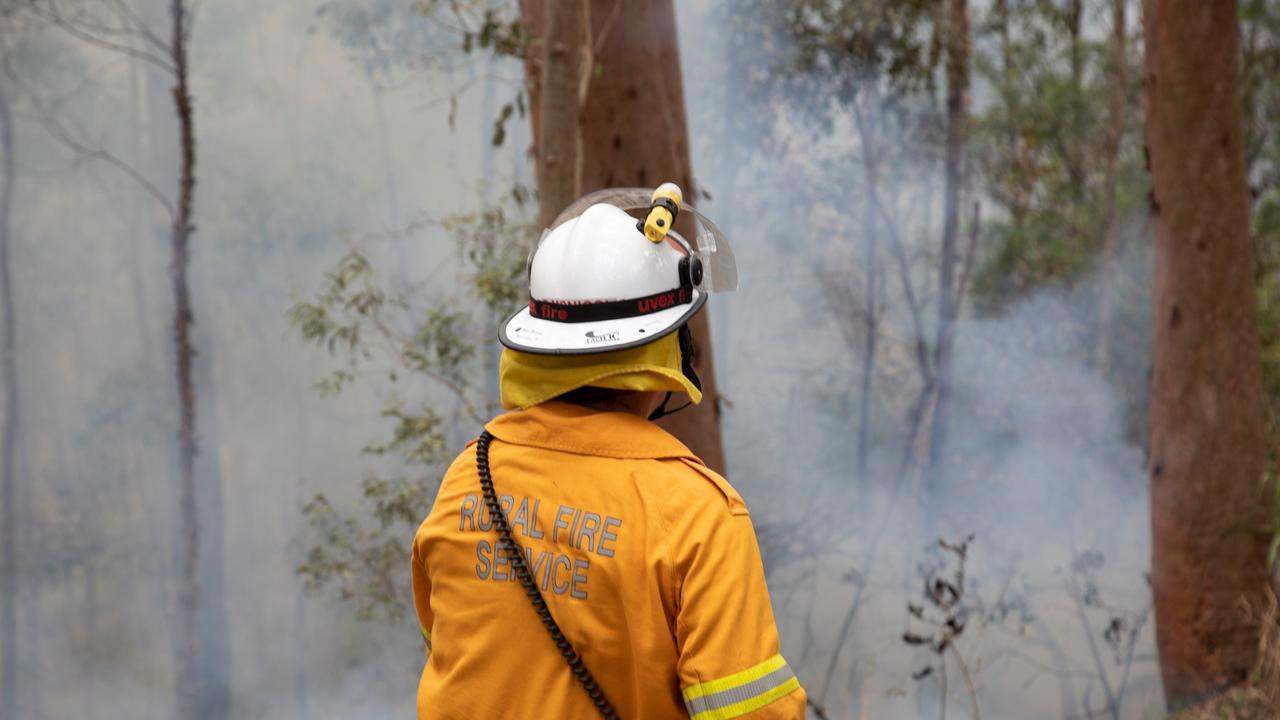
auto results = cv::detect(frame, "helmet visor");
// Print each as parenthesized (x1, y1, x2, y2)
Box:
(544, 187, 738, 293)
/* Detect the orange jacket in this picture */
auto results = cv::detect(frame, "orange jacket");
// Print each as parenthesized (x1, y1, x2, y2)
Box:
(412, 400, 805, 719)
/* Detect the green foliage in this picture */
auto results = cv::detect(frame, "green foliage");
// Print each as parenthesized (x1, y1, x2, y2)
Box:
(408, 307, 475, 382)
(289, 251, 381, 357)
(457, 4, 526, 59)
(970, 0, 1145, 309)
(785, 0, 940, 98)
(445, 1, 527, 146)
(445, 202, 530, 311)
(363, 406, 447, 466)
(319, 0, 528, 143)
(1243, 0, 1280, 436)
(290, 191, 535, 622)
(299, 490, 421, 622)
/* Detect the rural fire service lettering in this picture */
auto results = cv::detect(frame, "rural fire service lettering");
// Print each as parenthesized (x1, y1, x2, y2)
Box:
(458, 493, 622, 600)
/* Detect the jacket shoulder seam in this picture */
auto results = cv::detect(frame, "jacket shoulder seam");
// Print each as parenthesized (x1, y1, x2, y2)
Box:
(673, 458, 749, 516)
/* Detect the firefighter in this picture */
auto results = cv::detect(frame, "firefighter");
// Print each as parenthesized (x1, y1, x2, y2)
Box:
(411, 185, 806, 719)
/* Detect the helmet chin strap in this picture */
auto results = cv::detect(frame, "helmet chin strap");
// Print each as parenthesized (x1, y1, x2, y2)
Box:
(648, 325, 702, 422)
(648, 391, 694, 422)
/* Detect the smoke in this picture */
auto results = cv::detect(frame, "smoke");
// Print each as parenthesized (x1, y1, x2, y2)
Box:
(1, 0, 1165, 718)
(678, 1, 1164, 717)
(1, 0, 525, 716)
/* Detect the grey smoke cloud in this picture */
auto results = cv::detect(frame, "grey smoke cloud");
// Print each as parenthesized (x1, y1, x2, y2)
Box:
(0, 0, 1163, 717)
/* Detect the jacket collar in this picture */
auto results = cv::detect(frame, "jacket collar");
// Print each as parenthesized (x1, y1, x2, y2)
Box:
(484, 400, 697, 460)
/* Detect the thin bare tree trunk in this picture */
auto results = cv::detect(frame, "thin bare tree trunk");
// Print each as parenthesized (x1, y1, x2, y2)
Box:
(134, 47, 183, 712)
(1143, 0, 1270, 706)
(191, 322, 229, 719)
(371, 87, 407, 288)
(291, 383, 311, 719)
(167, 1, 202, 717)
(480, 21, 501, 408)
(927, 0, 969, 486)
(1065, 0, 1085, 203)
(0, 80, 19, 720)
(853, 104, 880, 477)
(535, 0, 584, 229)
(993, 0, 1026, 224)
(1096, 0, 1128, 375)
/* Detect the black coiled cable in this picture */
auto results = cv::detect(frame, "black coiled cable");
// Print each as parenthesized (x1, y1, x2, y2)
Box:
(475, 431, 621, 720)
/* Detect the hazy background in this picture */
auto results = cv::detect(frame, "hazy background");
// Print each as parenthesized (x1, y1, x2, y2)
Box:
(1, 0, 1218, 717)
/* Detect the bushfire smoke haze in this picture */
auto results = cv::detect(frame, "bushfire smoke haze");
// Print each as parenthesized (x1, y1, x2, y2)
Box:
(1, 0, 1163, 718)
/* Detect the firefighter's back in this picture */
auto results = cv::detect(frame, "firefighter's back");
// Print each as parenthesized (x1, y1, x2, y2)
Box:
(412, 400, 804, 719)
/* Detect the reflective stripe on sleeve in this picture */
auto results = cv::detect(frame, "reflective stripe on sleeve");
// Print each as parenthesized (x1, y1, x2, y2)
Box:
(421, 627, 432, 655)
(682, 655, 801, 720)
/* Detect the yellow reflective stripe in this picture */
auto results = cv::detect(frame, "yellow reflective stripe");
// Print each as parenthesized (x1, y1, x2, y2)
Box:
(420, 627, 432, 654)
(687, 676, 801, 720)
(682, 654, 788, 702)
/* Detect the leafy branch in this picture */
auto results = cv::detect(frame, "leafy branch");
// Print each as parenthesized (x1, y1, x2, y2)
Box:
(289, 192, 534, 622)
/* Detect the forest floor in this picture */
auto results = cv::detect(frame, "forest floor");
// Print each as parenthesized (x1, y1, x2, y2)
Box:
(1171, 686, 1276, 719)
(1172, 585, 1280, 720)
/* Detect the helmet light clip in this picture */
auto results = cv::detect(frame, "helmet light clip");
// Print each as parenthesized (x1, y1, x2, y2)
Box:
(638, 183, 683, 244)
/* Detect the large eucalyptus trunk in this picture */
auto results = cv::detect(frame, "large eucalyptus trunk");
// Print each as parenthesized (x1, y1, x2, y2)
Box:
(1143, 0, 1270, 706)
(524, 0, 727, 474)
(535, 0, 585, 229)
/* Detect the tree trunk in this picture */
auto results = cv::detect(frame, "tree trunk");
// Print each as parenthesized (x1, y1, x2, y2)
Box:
(1065, 0, 1086, 202)
(134, 40, 186, 712)
(191, 322, 230, 720)
(535, 0, 585, 229)
(0, 81, 20, 720)
(580, 0, 725, 473)
(371, 87, 407, 286)
(524, 0, 727, 474)
(995, 0, 1025, 223)
(1143, 0, 1270, 706)
(1096, 0, 1128, 375)
(926, 0, 969, 486)
(291, 383, 311, 719)
(167, 2, 204, 717)
(854, 104, 880, 477)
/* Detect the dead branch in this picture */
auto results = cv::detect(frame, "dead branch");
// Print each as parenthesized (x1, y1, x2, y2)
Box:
(955, 201, 980, 308)
(1066, 561, 1120, 720)
(818, 379, 934, 703)
(25, 2, 176, 75)
(948, 643, 982, 720)
(106, 0, 170, 54)
(30, 96, 175, 218)
(806, 696, 832, 720)
(870, 189, 931, 381)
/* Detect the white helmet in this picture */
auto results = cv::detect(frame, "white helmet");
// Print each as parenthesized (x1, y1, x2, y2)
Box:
(500, 184, 736, 355)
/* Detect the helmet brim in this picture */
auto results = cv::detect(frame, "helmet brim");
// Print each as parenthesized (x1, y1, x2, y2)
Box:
(499, 290, 706, 355)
